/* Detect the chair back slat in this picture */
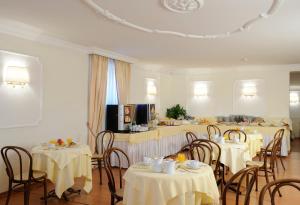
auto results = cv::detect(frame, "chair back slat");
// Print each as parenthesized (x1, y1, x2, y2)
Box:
(223, 129, 247, 142)
(103, 147, 130, 194)
(185, 132, 198, 144)
(259, 178, 300, 205)
(1, 146, 33, 182)
(222, 166, 258, 205)
(95, 130, 115, 155)
(191, 139, 221, 175)
(207, 125, 221, 140)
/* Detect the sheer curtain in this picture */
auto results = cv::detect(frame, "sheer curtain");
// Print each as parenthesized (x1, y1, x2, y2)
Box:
(106, 59, 118, 104)
(115, 60, 131, 104)
(88, 54, 108, 153)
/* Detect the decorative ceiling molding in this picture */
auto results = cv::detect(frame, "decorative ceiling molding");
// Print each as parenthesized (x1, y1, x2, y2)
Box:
(0, 19, 137, 63)
(162, 0, 204, 14)
(83, 0, 285, 39)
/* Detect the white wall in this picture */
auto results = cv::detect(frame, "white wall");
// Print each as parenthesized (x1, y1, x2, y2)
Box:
(130, 65, 291, 118)
(0, 34, 89, 193)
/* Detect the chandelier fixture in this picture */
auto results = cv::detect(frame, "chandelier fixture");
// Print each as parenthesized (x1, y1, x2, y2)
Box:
(83, 0, 285, 39)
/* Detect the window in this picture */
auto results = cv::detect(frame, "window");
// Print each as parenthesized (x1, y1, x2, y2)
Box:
(106, 59, 118, 104)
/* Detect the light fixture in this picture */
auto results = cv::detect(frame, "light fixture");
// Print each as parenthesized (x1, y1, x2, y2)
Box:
(3, 66, 30, 87)
(242, 84, 256, 97)
(147, 80, 157, 96)
(194, 82, 208, 98)
(290, 92, 299, 105)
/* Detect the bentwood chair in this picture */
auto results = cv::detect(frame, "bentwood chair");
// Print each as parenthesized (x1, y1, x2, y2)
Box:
(222, 166, 259, 205)
(103, 147, 130, 205)
(259, 178, 300, 205)
(246, 135, 282, 194)
(87, 123, 115, 185)
(259, 129, 285, 171)
(164, 144, 193, 160)
(1, 146, 48, 205)
(191, 139, 224, 193)
(223, 129, 247, 143)
(185, 131, 198, 144)
(207, 124, 221, 140)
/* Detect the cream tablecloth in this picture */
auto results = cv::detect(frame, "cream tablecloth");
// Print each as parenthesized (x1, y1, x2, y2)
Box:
(32, 145, 93, 198)
(123, 164, 220, 205)
(216, 142, 251, 174)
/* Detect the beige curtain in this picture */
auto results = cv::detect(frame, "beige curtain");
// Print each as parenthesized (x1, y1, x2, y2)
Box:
(115, 60, 131, 104)
(88, 54, 108, 153)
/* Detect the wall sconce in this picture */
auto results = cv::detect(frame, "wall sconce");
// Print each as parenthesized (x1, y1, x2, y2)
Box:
(290, 92, 299, 105)
(147, 80, 157, 96)
(242, 84, 257, 97)
(4, 66, 30, 87)
(194, 82, 208, 98)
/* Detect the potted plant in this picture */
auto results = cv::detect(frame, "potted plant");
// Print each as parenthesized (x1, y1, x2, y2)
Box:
(166, 104, 187, 120)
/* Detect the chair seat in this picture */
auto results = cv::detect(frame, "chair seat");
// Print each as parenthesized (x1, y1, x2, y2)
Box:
(246, 161, 271, 169)
(92, 153, 103, 159)
(15, 170, 47, 181)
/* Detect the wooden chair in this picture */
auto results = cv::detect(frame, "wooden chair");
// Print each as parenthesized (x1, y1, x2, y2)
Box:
(246, 135, 282, 194)
(222, 166, 259, 205)
(164, 144, 193, 160)
(191, 139, 224, 193)
(87, 123, 115, 185)
(1, 146, 48, 205)
(207, 124, 221, 140)
(185, 131, 198, 144)
(259, 178, 300, 205)
(223, 129, 247, 142)
(259, 129, 285, 171)
(103, 147, 130, 205)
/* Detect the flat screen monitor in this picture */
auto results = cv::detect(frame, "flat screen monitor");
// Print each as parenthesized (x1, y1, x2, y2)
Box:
(135, 104, 148, 125)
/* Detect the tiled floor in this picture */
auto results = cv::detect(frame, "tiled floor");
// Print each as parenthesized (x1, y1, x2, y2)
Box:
(1, 140, 300, 205)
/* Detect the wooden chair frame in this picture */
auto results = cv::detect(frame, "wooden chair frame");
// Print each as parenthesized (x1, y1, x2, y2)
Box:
(1, 146, 47, 205)
(222, 166, 259, 205)
(207, 125, 221, 140)
(103, 147, 130, 205)
(223, 129, 247, 142)
(259, 178, 300, 205)
(87, 122, 115, 185)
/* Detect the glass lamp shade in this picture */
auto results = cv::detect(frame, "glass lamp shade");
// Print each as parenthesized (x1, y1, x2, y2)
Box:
(4, 66, 29, 86)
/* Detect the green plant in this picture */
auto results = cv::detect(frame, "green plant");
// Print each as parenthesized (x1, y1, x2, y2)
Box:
(166, 104, 187, 119)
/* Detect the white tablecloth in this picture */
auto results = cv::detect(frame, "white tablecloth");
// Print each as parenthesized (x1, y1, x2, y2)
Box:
(123, 164, 219, 205)
(32, 145, 93, 198)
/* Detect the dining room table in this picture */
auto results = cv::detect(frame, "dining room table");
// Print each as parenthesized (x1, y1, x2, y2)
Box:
(123, 160, 220, 205)
(31, 143, 93, 200)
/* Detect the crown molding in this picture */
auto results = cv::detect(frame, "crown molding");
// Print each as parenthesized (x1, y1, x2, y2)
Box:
(0, 19, 137, 63)
(83, 0, 285, 39)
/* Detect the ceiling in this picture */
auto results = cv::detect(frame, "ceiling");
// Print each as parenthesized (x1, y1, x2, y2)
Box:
(0, 0, 299, 68)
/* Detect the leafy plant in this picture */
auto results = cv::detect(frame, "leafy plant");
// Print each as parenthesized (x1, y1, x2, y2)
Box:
(166, 104, 187, 119)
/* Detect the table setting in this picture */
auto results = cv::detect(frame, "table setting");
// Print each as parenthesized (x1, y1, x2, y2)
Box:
(31, 138, 93, 200)
(123, 154, 220, 205)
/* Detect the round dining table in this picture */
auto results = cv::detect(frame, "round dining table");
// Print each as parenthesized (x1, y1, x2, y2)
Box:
(31, 144, 93, 199)
(123, 162, 220, 205)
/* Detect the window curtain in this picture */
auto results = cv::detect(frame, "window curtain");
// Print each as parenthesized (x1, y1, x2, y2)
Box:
(87, 54, 108, 153)
(115, 60, 131, 104)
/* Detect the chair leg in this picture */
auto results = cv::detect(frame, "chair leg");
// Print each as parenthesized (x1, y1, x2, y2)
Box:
(24, 183, 30, 205)
(255, 171, 258, 191)
(279, 157, 286, 171)
(43, 178, 48, 205)
(98, 159, 103, 185)
(264, 170, 271, 196)
(111, 194, 115, 205)
(5, 182, 12, 205)
(272, 171, 282, 197)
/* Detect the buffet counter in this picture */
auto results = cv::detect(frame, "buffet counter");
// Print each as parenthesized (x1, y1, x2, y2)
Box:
(113, 124, 290, 166)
